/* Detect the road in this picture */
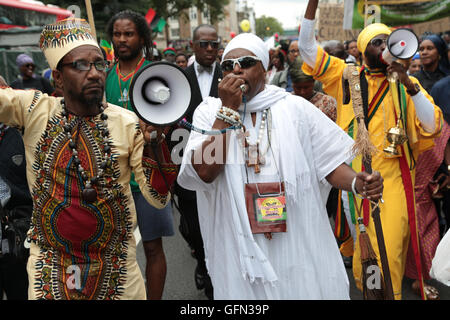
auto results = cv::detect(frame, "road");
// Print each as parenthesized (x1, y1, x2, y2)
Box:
(136, 205, 450, 300)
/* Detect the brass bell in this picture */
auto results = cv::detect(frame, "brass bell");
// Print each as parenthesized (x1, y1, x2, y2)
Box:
(383, 120, 408, 155)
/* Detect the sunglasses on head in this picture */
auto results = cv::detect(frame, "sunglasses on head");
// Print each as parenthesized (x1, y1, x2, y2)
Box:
(369, 38, 387, 47)
(60, 59, 109, 72)
(194, 40, 220, 49)
(220, 56, 262, 72)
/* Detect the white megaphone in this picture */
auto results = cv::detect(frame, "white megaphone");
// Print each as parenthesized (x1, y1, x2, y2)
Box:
(381, 28, 419, 65)
(130, 61, 192, 126)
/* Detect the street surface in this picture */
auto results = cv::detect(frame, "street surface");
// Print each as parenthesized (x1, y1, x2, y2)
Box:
(136, 205, 450, 300)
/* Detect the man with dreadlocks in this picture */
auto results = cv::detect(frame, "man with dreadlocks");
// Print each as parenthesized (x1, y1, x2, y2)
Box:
(105, 10, 175, 300)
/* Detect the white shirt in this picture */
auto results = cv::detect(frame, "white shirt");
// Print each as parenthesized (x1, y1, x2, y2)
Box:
(194, 60, 216, 99)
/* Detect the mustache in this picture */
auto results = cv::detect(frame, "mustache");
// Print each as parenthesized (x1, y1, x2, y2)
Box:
(82, 81, 103, 90)
(115, 44, 130, 50)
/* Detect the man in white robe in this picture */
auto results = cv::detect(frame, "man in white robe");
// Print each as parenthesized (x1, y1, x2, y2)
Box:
(177, 33, 384, 299)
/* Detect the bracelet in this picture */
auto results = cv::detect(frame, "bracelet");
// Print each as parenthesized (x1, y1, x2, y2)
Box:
(351, 176, 364, 199)
(219, 106, 240, 119)
(216, 112, 238, 125)
(216, 108, 242, 126)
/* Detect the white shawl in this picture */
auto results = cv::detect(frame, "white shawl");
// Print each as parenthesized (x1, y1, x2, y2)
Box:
(178, 85, 355, 289)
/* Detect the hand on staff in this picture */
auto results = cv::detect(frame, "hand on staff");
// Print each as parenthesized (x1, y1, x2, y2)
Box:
(355, 171, 384, 202)
(218, 73, 246, 111)
(139, 120, 170, 146)
(387, 61, 412, 88)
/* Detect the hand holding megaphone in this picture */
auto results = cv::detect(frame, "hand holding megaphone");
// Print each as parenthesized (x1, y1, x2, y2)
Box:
(218, 73, 247, 110)
(386, 61, 411, 86)
(139, 119, 170, 146)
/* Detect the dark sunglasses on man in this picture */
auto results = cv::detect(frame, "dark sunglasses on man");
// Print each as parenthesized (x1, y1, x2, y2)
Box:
(369, 38, 387, 47)
(194, 40, 220, 49)
(60, 59, 109, 72)
(24, 63, 35, 69)
(220, 56, 262, 72)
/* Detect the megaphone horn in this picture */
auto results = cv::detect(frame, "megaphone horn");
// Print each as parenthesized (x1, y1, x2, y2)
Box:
(130, 61, 193, 126)
(381, 28, 419, 65)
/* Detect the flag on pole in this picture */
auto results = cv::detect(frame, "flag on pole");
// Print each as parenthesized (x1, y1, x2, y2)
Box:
(145, 8, 156, 25)
(145, 8, 166, 34)
(100, 39, 114, 62)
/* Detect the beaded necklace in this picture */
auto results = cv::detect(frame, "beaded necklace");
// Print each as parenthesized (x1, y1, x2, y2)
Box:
(60, 99, 112, 203)
(239, 108, 271, 173)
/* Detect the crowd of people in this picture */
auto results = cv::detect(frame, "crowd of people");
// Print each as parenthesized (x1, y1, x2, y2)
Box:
(0, 0, 449, 300)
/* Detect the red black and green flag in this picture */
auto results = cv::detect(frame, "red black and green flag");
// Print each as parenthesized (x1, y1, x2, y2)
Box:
(145, 8, 166, 33)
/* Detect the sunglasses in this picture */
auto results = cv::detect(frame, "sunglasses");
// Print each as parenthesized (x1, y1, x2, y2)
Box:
(24, 63, 35, 69)
(194, 40, 220, 49)
(221, 56, 262, 72)
(369, 38, 387, 47)
(60, 59, 108, 72)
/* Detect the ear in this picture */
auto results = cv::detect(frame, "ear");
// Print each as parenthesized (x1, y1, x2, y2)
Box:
(52, 69, 63, 91)
(190, 40, 194, 49)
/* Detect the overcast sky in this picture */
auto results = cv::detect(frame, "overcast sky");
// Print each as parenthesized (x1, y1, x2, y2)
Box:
(250, 0, 309, 29)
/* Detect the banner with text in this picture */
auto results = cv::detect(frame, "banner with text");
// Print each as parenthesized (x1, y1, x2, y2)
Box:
(318, 4, 361, 42)
(343, 0, 450, 30)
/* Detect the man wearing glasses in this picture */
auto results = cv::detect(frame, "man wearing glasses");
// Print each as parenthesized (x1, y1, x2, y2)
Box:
(11, 53, 54, 95)
(177, 32, 385, 299)
(299, 0, 443, 300)
(175, 24, 222, 300)
(0, 18, 177, 300)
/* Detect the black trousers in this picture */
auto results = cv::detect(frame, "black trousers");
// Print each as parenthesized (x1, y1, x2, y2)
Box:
(0, 254, 28, 300)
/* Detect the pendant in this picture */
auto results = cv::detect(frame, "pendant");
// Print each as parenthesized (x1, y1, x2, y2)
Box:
(246, 144, 261, 174)
(82, 187, 97, 203)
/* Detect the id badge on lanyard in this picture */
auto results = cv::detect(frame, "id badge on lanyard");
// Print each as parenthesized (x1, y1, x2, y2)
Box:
(244, 182, 287, 234)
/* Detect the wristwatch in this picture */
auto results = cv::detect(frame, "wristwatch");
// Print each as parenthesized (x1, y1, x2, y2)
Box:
(406, 83, 420, 96)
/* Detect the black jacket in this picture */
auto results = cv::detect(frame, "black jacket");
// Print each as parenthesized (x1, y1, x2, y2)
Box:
(183, 61, 222, 124)
(174, 61, 222, 199)
(0, 127, 32, 211)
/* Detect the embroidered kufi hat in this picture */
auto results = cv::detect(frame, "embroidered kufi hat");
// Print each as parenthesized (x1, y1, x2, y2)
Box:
(357, 23, 391, 56)
(40, 18, 99, 70)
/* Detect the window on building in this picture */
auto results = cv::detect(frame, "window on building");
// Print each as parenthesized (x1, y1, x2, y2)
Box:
(171, 28, 180, 37)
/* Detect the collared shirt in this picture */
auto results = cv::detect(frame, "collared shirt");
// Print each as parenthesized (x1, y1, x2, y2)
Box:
(194, 60, 216, 99)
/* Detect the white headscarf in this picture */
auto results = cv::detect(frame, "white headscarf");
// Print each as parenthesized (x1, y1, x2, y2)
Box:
(222, 33, 269, 71)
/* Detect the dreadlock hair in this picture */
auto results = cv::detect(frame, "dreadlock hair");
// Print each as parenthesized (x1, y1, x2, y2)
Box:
(106, 10, 153, 61)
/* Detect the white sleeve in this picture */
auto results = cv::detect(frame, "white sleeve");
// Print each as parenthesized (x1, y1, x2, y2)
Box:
(411, 91, 436, 133)
(298, 18, 319, 68)
(430, 229, 450, 286)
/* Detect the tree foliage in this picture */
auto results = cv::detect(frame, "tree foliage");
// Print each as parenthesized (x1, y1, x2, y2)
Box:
(42, 0, 229, 41)
(255, 15, 284, 39)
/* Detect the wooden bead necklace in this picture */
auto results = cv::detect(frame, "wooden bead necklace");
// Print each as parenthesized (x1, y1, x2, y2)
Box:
(60, 99, 112, 203)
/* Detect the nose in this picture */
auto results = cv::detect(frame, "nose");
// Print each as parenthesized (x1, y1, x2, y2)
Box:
(232, 62, 242, 73)
(86, 64, 103, 80)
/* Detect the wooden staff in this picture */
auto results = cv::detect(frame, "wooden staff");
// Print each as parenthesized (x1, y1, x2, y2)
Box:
(362, 157, 395, 300)
(85, 0, 97, 40)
